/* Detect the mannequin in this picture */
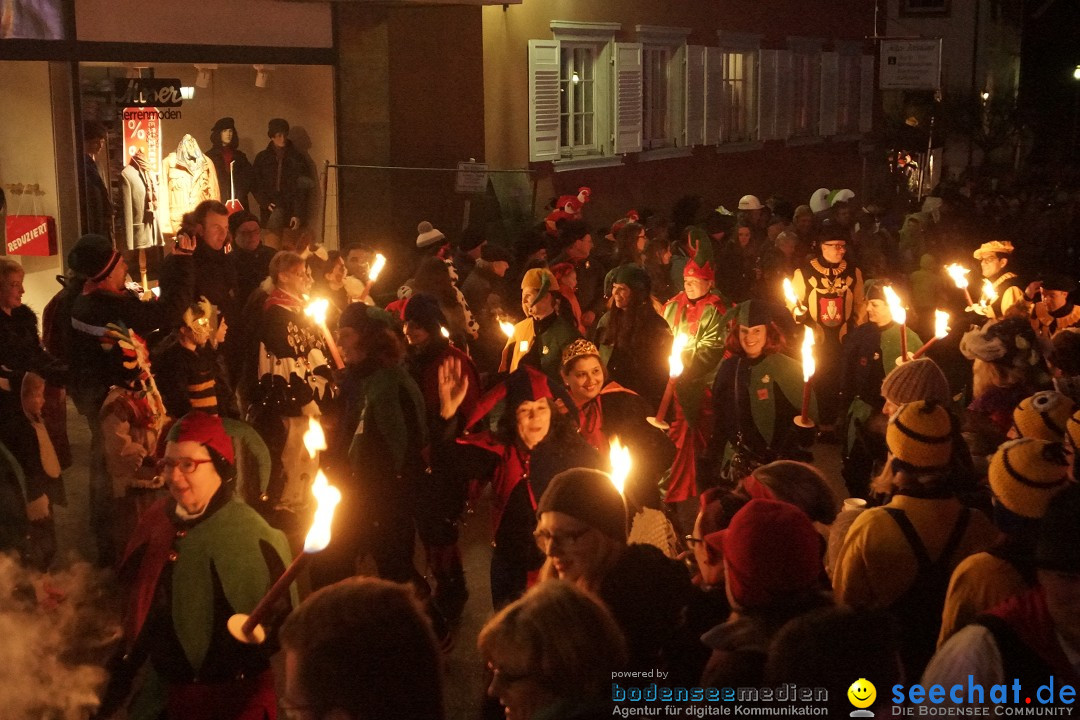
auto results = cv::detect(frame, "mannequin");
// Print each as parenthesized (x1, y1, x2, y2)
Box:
(252, 118, 312, 238)
(205, 117, 253, 212)
(81, 120, 114, 239)
(158, 135, 219, 235)
(120, 149, 159, 251)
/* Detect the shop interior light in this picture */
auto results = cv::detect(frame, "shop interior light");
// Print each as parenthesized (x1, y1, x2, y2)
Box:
(1074, 65, 1080, 81)
(125, 65, 146, 79)
(194, 64, 217, 89)
(254, 64, 274, 89)
(180, 86, 195, 100)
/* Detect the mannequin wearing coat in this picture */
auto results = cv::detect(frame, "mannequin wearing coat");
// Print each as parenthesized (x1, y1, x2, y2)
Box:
(120, 150, 159, 251)
(158, 135, 219, 235)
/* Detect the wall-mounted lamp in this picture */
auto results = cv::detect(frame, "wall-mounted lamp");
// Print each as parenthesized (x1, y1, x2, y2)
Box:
(125, 65, 147, 79)
(980, 91, 990, 101)
(194, 64, 217, 89)
(254, 64, 275, 89)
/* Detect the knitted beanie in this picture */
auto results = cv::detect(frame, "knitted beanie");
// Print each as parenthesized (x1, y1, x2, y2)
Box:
(68, 233, 121, 282)
(715, 498, 822, 610)
(880, 358, 951, 406)
(267, 118, 290, 137)
(989, 438, 1071, 519)
(536, 468, 628, 542)
(402, 293, 447, 335)
(415, 221, 446, 249)
(611, 264, 651, 294)
(886, 400, 954, 471)
(1012, 391, 1075, 442)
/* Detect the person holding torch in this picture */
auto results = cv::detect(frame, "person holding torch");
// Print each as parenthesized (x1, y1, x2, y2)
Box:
(98, 412, 294, 720)
(660, 229, 731, 527)
(972, 240, 1024, 321)
(704, 301, 816, 486)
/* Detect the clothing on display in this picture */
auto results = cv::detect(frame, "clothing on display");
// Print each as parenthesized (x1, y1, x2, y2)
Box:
(158, 135, 219, 235)
(120, 151, 160, 250)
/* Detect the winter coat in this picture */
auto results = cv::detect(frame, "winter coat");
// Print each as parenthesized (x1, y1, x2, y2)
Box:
(251, 140, 311, 226)
(205, 144, 253, 210)
(159, 151, 219, 235)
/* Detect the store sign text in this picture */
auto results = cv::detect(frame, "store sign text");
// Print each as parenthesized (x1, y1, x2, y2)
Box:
(114, 78, 184, 108)
(122, 108, 183, 121)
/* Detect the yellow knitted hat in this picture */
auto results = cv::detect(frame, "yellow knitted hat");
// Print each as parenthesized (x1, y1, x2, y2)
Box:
(989, 438, 1072, 519)
(1012, 391, 1075, 442)
(1067, 408, 1080, 450)
(886, 400, 954, 471)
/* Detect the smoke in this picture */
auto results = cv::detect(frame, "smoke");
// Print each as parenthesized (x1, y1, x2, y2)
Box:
(0, 553, 122, 720)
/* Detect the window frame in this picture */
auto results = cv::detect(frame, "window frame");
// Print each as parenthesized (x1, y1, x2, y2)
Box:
(715, 32, 762, 148)
(787, 37, 824, 141)
(546, 21, 619, 165)
(835, 42, 864, 138)
(635, 25, 691, 154)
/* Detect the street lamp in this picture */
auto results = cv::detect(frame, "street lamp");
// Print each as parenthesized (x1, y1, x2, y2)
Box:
(1074, 65, 1080, 81)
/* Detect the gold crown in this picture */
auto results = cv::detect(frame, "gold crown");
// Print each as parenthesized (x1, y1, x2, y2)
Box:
(561, 338, 600, 369)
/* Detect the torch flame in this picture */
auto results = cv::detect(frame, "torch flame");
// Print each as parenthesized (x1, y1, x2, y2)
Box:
(883, 285, 906, 326)
(668, 333, 689, 378)
(801, 326, 816, 382)
(303, 416, 327, 459)
(368, 253, 387, 282)
(934, 310, 950, 339)
(500, 321, 515, 338)
(981, 279, 998, 304)
(608, 436, 632, 496)
(303, 470, 341, 553)
(440, 326, 450, 339)
(304, 298, 329, 327)
(782, 278, 798, 307)
(945, 264, 970, 290)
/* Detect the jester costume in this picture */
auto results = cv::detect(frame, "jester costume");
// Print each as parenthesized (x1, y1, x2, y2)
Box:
(789, 250, 865, 427)
(449, 366, 600, 608)
(248, 287, 334, 512)
(660, 231, 731, 503)
(708, 301, 817, 481)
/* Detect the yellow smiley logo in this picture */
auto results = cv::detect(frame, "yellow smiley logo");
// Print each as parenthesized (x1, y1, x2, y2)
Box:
(847, 678, 876, 709)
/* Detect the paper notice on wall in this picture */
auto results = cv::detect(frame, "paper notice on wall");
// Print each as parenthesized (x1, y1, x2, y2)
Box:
(879, 39, 942, 91)
(122, 106, 161, 176)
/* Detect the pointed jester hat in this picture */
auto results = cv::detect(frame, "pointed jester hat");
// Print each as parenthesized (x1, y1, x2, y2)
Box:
(683, 227, 715, 282)
(462, 365, 575, 433)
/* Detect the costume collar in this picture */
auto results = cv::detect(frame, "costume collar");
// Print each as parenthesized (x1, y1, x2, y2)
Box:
(810, 258, 846, 275)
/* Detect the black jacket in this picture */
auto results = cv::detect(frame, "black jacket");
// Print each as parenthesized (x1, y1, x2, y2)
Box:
(251, 140, 311, 225)
(205, 145, 253, 209)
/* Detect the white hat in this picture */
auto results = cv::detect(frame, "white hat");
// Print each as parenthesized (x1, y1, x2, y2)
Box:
(416, 220, 446, 248)
(829, 189, 855, 206)
(809, 188, 831, 214)
(738, 194, 763, 211)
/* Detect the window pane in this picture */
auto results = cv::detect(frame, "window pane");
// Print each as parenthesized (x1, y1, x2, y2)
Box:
(582, 112, 593, 145)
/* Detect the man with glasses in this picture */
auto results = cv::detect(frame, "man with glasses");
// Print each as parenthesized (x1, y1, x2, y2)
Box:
(789, 229, 866, 438)
(99, 412, 293, 720)
(972, 240, 1024, 321)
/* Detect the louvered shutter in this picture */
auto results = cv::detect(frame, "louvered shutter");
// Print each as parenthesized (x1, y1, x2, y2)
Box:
(705, 47, 724, 144)
(613, 42, 644, 155)
(528, 39, 561, 162)
(859, 55, 875, 133)
(819, 50, 839, 137)
(775, 49, 793, 140)
(684, 45, 705, 147)
(758, 49, 779, 140)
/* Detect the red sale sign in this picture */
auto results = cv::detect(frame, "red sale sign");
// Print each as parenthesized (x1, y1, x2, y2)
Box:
(123, 106, 161, 174)
(5, 215, 58, 256)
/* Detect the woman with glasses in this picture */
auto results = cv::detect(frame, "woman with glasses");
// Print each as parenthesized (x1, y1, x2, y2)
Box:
(248, 251, 335, 522)
(100, 412, 293, 720)
(479, 580, 628, 720)
(534, 468, 705, 685)
(438, 362, 600, 609)
(787, 230, 866, 437)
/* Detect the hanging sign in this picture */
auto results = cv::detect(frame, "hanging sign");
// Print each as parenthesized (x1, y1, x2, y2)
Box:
(5, 215, 58, 256)
(114, 78, 184, 108)
(455, 161, 489, 194)
(122, 107, 162, 173)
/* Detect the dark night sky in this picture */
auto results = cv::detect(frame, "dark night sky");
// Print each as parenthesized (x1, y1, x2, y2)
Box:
(1020, 0, 1080, 161)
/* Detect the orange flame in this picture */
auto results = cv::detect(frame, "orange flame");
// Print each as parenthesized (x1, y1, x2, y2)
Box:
(981, 279, 998, 304)
(368, 254, 387, 282)
(945, 264, 970, 289)
(303, 470, 341, 553)
(934, 310, 949, 339)
(303, 416, 327, 460)
(609, 436, 632, 496)
(669, 333, 689, 378)
(304, 298, 329, 327)
(883, 285, 906, 326)
(500, 320, 515, 338)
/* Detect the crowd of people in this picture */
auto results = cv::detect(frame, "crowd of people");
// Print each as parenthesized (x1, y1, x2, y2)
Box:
(2, 174, 1080, 719)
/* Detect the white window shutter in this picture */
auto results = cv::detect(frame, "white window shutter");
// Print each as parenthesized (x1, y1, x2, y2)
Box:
(758, 49, 779, 141)
(704, 47, 724, 145)
(859, 55, 875, 133)
(528, 39, 561, 162)
(613, 42, 643, 155)
(684, 45, 705, 147)
(775, 49, 793, 140)
(819, 51, 839, 137)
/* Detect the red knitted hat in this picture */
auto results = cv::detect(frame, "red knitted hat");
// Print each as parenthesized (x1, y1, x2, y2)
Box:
(168, 411, 235, 465)
(714, 498, 821, 609)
